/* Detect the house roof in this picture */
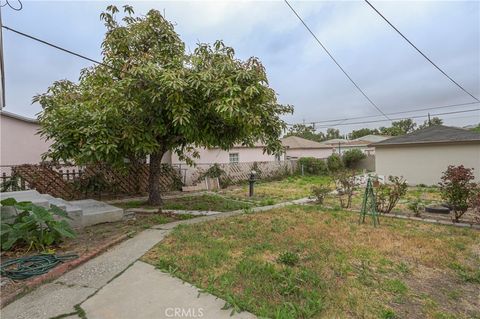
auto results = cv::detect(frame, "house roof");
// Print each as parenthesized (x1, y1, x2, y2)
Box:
(353, 135, 391, 143)
(320, 138, 347, 145)
(281, 136, 332, 149)
(371, 125, 480, 147)
(0, 110, 38, 123)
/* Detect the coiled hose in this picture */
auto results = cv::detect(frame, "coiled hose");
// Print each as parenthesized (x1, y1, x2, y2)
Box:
(0, 253, 79, 280)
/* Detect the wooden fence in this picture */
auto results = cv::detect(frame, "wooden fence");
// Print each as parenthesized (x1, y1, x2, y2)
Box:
(0, 163, 182, 200)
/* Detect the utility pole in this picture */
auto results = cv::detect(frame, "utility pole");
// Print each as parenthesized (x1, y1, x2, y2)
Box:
(428, 113, 431, 126)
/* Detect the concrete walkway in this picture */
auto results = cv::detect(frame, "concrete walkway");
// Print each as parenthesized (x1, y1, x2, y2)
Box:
(2, 198, 313, 319)
(82, 261, 254, 319)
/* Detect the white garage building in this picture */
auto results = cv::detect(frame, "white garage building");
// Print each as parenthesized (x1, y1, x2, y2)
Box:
(372, 125, 480, 185)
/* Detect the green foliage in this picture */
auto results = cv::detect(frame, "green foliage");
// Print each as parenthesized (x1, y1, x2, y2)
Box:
(0, 174, 23, 192)
(418, 117, 443, 129)
(326, 154, 344, 172)
(379, 119, 417, 136)
(298, 157, 327, 175)
(470, 124, 480, 133)
(375, 176, 408, 214)
(34, 5, 292, 204)
(285, 124, 324, 142)
(311, 185, 331, 204)
(333, 169, 358, 208)
(407, 198, 424, 217)
(439, 165, 477, 222)
(342, 149, 366, 168)
(0, 198, 76, 251)
(277, 251, 300, 266)
(348, 128, 379, 140)
(326, 128, 341, 140)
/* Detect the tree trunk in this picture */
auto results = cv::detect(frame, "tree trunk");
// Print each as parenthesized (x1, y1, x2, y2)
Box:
(148, 150, 165, 206)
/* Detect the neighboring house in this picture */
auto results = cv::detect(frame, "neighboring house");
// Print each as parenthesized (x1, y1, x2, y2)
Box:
(170, 142, 279, 165)
(372, 125, 480, 185)
(353, 135, 391, 143)
(322, 135, 390, 155)
(0, 111, 51, 167)
(281, 136, 333, 159)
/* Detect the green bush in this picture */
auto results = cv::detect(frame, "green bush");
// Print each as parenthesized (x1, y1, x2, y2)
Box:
(327, 154, 344, 172)
(0, 198, 76, 251)
(298, 157, 327, 175)
(439, 165, 477, 222)
(311, 185, 331, 204)
(277, 251, 300, 266)
(407, 198, 424, 217)
(375, 176, 408, 214)
(342, 149, 366, 168)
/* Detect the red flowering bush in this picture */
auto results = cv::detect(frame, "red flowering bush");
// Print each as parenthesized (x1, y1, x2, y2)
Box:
(439, 165, 477, 222)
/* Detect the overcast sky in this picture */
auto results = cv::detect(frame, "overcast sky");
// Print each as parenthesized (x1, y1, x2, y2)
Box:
(2, 0, 479, 134)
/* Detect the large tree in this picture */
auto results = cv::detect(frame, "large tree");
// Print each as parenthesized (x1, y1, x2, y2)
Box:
(35, 6, 292, 204)
(379, 119, 417, 136)
(418, 117, 443, 129)
(284, 124, 325, 142)
(348, 128, 379, 140)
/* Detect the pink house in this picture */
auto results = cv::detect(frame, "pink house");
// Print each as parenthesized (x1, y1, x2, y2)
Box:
(0, 111, 51, 167)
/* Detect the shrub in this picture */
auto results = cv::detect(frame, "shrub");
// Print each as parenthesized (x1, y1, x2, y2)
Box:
(469, 188, 480, 223)
(0, 198, 76, 251)
(375, 176, 408, 214)
(439, 165, 477, 222)
(311, 185, 331, 204)
(342, 149, 366, 168)
(407, 198, 424, 217)
(277, 251, 300, 266)
(333, 169, 358, 208)
(327, 154, 344, 172)
(298, 157, 327, 175)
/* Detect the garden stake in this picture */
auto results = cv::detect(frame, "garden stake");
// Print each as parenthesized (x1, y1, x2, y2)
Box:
(359, 178, 379, 227)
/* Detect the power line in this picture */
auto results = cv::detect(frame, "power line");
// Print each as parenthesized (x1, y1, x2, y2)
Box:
(286, 101, 479, 126)
(1, 0, 23, 11)
(364, 0, 479, 103)
(313, 108, 480, 128)
(283, 0, 391, 121)
(2, 25, 115, 71)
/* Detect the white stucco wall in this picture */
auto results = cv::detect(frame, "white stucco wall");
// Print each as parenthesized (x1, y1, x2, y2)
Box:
(0, 114, 51, 166)
(285, 148, 332, 159)
(375, 143, 480, 185)
(171, 147, 277, 165)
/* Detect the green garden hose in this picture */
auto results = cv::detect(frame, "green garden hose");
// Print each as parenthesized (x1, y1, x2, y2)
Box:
(0, 253, 79, 280)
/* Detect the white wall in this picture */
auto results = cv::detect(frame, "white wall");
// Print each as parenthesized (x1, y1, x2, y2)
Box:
(171, 147, 277, 165)
(375, 143, 480, 185)
(285, 148, 332, 159)
(0, 114, 51, 166)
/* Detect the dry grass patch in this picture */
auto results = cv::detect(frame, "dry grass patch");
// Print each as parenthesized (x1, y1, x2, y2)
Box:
(142, 206, 479, 319)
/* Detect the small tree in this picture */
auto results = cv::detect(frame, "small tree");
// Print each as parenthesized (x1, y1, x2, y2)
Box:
(35, 6, 292, 205)
(333, 169, 358, 208)
(439, 165, 476, 222)
(311, 185, 331, 204)
(375, 176, 408, 214)
(327, 154, 344, 172)
(342, 149, 366, 168)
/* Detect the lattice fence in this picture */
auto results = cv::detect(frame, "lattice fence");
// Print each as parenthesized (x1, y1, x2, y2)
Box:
(4, 163, 182, 200)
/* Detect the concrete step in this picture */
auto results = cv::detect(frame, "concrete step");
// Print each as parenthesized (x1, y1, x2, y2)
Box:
(69, 199, 124, 227)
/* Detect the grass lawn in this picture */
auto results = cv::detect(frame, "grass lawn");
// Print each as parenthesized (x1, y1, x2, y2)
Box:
(143, 205, 480, 319)
(117, 194, 253, 212)
(219, 175, 331, 204)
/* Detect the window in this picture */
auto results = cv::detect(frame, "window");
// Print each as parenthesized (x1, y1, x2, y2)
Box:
(229, 153, 239, 163)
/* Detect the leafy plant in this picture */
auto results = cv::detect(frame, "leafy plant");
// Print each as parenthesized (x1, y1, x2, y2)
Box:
(311, 185, 331, 204)
(439, 165, 477, 222)
(342, 149, 366, 168)
(327, 154, 344, 173)
(0, 198, 76, 251)
(298, 157, 327, 175)
(333, 169, 358, 208)
(277, 251, 300, 266)
(0, 174, 24, 192)
(407, 198, 424, 217)
(375, 176, 407, 214)
(35, 5, 293, 205)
